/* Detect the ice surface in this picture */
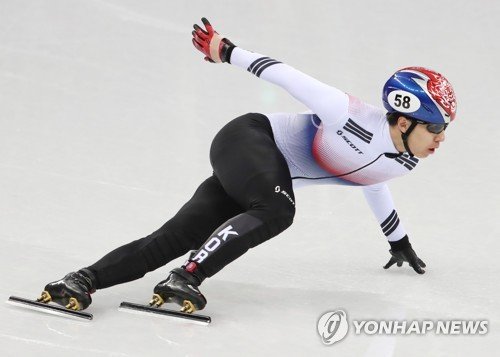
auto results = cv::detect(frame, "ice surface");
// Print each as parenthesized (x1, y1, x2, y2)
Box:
(1, 1, 499, 356)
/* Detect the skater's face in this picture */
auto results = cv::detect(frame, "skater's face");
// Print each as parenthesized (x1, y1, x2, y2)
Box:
(397, 117, 446, 158)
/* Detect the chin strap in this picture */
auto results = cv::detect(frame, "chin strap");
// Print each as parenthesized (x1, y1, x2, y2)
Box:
(401, 120, 418, 157)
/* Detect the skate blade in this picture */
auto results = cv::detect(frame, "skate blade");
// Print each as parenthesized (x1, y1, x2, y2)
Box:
(6, 296, 93, 321)
(119, 301, 210, 325)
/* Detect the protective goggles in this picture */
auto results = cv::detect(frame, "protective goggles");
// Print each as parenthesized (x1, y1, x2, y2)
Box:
(414, 120, 448, 134)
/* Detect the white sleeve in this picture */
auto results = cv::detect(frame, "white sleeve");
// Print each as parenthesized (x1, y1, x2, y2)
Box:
(362, 183, 407, 242)
(229, 47, 348, 125)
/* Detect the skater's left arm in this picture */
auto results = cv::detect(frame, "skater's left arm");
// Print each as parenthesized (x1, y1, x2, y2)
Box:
(362, 183, 426, 274)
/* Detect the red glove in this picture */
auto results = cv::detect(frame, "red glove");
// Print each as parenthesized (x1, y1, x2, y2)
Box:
(192, 18, 235, 63)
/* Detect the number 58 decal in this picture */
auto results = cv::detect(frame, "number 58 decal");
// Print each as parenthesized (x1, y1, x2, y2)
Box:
(388, 90, 421, 113)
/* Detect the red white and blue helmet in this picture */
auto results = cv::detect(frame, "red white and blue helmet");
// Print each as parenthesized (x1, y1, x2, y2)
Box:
(382, 67, 457, 124)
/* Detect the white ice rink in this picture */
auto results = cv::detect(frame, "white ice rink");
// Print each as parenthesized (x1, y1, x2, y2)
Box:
(1, 1, 499, 356)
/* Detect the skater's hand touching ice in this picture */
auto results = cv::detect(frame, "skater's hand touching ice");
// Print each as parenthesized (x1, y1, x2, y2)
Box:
(192, 17, 235, 63)
(383, 235, 426, 274)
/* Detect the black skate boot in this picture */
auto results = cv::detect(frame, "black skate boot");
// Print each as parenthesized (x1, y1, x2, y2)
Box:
(38, 269, 96, 311)
(151, 265, 206, 314)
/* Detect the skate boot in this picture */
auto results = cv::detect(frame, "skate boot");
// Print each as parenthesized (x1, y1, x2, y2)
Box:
(38, 269, 96, 311)
(151, 267, 206, 313)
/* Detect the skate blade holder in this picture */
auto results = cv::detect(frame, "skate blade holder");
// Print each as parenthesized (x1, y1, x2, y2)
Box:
(149, 294, 195, 313)
(119, 301, 211, 325)
(6, 296, 93, 321)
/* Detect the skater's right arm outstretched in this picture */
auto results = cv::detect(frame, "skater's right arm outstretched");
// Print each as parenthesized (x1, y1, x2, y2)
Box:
(191, 17, 349, 125)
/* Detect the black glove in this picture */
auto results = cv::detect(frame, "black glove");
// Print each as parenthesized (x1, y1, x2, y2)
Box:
(192, 18, 235, 63)
(383, 235, 426, 274)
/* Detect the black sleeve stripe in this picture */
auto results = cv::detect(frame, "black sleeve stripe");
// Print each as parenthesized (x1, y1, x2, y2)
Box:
(247, 57, 282, 77)
(250, 58, 275, 74)
(384, 217, 400, 236)
(248, 57, 270, 73)
(381, 210, 401, 236)
(381, 210, 397, 227)
(255, 60, 281, 77)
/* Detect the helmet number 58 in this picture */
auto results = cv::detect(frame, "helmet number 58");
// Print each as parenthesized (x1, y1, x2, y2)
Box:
(388, 90, 421, 113)
(394, 94, 411, 109)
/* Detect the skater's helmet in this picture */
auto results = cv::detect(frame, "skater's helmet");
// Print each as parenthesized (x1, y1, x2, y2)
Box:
(382, 67, 457, 124)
